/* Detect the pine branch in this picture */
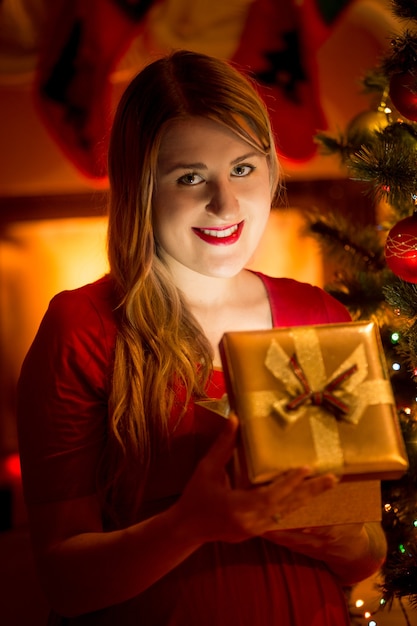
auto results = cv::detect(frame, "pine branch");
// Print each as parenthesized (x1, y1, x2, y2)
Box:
(307, 212, 387, 272)
(362, 68, 390, 94)
(327, 273, 397, 323)
(384, 279, 417, 319)
(314, 132, 351, 160)
(382, 29, 417, 74)
(390, 0, 417, 21)
(382, 280, 417, 374)
(347, 132, 417, 214)
(380, 402, 417, 610)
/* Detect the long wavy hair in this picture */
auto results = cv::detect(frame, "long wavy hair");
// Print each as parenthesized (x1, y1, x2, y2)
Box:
(101, 50, 281, 526)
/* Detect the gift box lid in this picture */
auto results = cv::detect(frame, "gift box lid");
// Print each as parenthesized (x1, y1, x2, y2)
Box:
(219, 321, 409, 484)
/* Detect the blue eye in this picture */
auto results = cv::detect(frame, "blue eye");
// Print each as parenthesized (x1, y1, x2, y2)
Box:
(232, 164, 254, 177)
(177, 173, 204, 185)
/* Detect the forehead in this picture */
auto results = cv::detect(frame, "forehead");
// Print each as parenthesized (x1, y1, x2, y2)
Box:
(158, 117, 261, 160)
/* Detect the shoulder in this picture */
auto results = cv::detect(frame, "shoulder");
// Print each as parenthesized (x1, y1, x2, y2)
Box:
(254, 272, 351, 326)
(18, 275, 118, 427)
(22, 275, 118, 376)
(44, 275, 118, 338)
(48, 274, 117, 320)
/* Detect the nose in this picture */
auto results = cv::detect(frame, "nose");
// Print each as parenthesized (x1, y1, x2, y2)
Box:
(205, 179, 240, 220)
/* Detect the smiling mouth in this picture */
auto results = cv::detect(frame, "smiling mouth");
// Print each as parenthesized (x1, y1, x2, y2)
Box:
(192, 221, 244, 245)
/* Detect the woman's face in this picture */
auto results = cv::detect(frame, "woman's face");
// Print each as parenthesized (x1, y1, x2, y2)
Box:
(153, 116, 272, 281)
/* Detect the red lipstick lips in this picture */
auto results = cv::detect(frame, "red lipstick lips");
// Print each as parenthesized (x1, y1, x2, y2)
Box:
(192, 221, 244, 245)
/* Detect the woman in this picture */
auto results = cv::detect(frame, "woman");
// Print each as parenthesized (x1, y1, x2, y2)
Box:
(17, 50, 386, 625)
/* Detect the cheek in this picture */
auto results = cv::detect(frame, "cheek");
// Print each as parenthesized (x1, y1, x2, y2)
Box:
(255, 209, 271, 240)
(152, 197, 172, 246)
(153, 188, 177, 227)
(154, 185, 201, 220)
(248, 184, 272, 219)
(153, 196, 190, 248)
(246, 169, 272, 203)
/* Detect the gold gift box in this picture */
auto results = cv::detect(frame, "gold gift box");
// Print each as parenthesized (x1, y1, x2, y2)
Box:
(218, 321, 408, 485)
(194, 399, 382, 528)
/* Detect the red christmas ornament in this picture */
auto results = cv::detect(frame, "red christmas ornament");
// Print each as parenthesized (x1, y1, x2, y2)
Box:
(389, 71, 417, 122)
(385, 213, 417, 282)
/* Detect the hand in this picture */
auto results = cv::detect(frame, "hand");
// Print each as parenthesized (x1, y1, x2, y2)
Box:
(175, 413, 338, 545)
(264, 522, 387, 585)
(264, 523, 366, 559)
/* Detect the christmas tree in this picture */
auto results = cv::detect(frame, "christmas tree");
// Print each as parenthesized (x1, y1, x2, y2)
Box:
(309, 0, 417, 622)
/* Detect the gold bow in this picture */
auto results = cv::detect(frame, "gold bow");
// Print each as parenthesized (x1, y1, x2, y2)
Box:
(258, 327, 394, 473)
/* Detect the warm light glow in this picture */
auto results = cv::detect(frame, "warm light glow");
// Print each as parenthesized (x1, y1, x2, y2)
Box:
(364, 611, 371, 618)
(355, 599, 365, 608)
(0, 216, 109, 453)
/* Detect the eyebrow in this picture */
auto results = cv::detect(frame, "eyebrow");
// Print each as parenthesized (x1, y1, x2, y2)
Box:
(161, 152, 262, 175)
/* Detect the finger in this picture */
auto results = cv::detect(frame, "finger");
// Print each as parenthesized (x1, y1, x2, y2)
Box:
(281, 474, 338, 517)
(263, 473, 338, 527)
(292, 473, 338, 505)
(267, 466, 314, 495)
(305, 473, 339, 496)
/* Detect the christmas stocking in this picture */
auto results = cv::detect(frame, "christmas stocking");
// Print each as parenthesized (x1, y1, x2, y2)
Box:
(231, 0, 353, 163)
(34, 0, 154, 179)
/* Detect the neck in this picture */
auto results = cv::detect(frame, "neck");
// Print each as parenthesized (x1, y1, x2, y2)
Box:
(174, 269, 247, 311)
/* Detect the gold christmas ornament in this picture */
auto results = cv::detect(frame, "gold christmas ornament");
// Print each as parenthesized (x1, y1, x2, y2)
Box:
(346, 109, 391, 143)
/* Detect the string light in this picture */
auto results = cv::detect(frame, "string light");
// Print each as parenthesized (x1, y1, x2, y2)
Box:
(390, 331, 400, 344)
(392, 362, 401, 371)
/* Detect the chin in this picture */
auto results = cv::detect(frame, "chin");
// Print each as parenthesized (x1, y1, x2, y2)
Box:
(199, 263, 247, 279)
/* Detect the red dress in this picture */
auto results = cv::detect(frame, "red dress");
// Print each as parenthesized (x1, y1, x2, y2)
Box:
(17, 273, 352, 626)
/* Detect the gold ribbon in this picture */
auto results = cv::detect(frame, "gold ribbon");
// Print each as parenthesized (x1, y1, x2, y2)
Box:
(241, 327, 394, 473)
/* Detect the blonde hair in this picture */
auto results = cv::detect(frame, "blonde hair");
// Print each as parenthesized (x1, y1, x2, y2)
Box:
(101, 50, 281, 526)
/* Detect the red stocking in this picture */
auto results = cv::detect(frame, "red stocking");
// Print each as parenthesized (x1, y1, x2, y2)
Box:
(34, 0, 153, 179)
(232, 0, 352, 163)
